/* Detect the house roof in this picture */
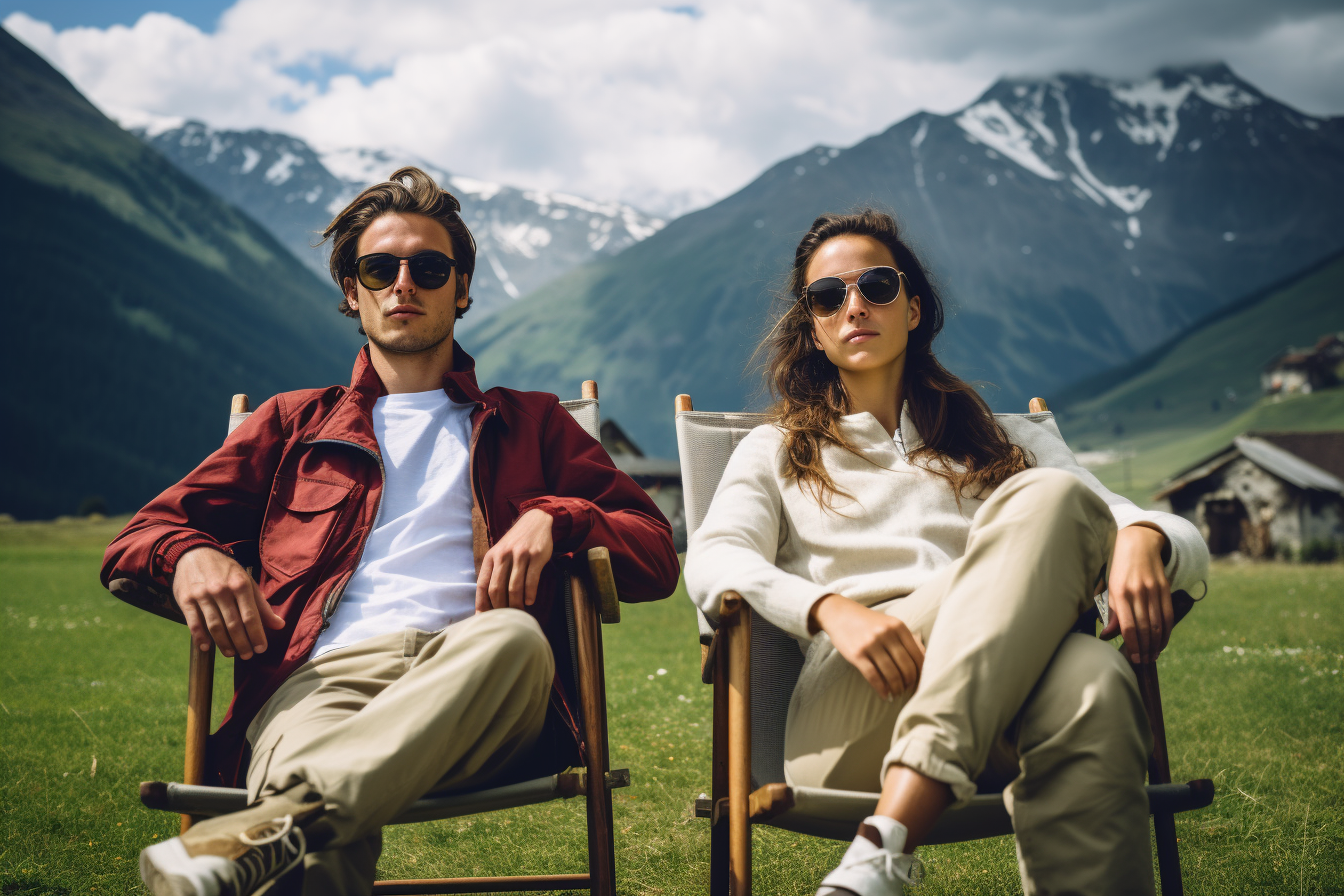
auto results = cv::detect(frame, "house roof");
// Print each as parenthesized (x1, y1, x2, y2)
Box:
(1155, 430, 1344, 499)
(1249, 431, 1344, 479)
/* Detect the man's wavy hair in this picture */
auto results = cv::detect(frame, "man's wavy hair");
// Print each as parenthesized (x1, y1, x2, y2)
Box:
(323, 166, 477, 323)
(763, 208, 1030, 506)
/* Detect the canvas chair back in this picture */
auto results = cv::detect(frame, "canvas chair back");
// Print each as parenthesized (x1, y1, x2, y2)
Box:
(675, 410, 804, 786)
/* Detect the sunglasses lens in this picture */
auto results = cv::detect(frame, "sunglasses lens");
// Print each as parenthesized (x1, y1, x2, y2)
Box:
(408, 252, 454, 289)
(357, 254, 399, 290)
(806, 278, 848, 316)
(857, 268, 900, 305)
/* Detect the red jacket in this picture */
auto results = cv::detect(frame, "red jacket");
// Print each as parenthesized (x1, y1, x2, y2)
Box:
(102, 344, 679, 786)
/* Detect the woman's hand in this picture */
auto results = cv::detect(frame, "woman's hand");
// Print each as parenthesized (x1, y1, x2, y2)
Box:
(476, 508, 555, 611)
(809, 594, 925, 699)
(1101, 524, 1172, 664)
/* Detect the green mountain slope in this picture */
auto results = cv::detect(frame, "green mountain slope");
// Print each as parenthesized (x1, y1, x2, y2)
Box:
(469, 65, 1344, 456)
(1049, 250, 1344, 502)
(0, 29, 362, 519)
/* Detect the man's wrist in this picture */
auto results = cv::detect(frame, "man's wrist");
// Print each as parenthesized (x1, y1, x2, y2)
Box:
(518, 498, 573, 547)
(158, 534, 229, 578)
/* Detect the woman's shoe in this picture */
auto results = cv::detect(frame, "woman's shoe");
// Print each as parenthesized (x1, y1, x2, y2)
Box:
(816, 815, 923, 896)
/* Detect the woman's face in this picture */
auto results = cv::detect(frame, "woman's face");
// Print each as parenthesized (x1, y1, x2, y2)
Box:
(806, 234, 921, 375)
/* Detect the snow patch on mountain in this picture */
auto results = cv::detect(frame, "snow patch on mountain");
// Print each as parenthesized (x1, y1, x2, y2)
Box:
(955, 99, 1063, 181)
(318, 146, 449, 194)
(1111, 79, 1192, 161)
(449, 175, 503, 202)
(1190, 76, 1260, 110)
(1056, 85, 1152, 213)
(264, 150, 302, 186)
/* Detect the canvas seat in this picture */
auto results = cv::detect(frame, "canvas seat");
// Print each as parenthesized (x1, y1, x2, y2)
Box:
(131, 383, 626, 896)
(674, 396, 1215, 896)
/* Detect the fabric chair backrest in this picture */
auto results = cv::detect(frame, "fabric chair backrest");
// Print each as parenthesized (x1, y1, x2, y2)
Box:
(558, 398, 600, 440)
(228, 397, 602, 441)
(675, 409, 801, 786)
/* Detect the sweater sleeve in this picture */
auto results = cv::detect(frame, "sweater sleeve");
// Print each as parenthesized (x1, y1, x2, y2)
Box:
(1004, 415, 1210, 596)
(684, 427, 833, 640)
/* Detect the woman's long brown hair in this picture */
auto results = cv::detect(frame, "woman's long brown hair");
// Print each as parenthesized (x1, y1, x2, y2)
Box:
(766, 209, 1030, 505)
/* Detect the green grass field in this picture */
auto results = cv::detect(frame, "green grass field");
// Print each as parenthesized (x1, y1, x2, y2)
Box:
(2, 517, 1341, 894)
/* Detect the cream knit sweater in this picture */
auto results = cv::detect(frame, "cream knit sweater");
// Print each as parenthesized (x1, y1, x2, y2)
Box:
(685, 407, 1209, 643)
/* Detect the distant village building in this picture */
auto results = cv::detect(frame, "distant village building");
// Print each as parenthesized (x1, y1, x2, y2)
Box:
(1262, 333, 1344, 396)
(599, 419, 686, 552)
(1154, 432, 1344, 559)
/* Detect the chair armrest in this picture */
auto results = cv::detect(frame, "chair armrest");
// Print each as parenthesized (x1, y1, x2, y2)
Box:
(586, 547, 621, 624)
(1172, 589, 1197, 626)
(700, 630, 720, 685)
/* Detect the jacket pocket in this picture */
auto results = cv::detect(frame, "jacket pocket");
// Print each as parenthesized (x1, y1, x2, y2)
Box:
(260, 475, 354, 579)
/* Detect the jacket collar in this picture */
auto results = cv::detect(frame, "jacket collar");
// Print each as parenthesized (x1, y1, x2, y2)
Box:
(440, 341, 496, 410)
(306, 342, 497, 453)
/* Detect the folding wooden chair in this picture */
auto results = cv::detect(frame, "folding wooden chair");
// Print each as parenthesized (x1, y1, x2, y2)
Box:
(674, 394, 1216, 896)
(131, 382, 626, 895)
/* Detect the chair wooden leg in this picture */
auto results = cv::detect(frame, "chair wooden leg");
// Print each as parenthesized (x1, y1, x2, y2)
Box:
(571, 573, 616, 896)
(722, 594, 752, 896)
(182, 640, 215, 833)
(710, 632, 730, 896)
(1134, 660, 1183, 896)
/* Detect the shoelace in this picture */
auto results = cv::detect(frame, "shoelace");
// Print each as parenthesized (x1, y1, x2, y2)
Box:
(222, 814, 307, 895)
(842, 847, 925, 886)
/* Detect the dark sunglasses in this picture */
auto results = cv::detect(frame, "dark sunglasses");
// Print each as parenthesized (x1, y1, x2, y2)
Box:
(803, 266, 907, 317)
(354, 251, 458, 292)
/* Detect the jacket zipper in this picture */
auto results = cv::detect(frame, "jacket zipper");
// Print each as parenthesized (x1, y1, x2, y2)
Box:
(309, 437, 385, 630)
(468, 407, 497, 550)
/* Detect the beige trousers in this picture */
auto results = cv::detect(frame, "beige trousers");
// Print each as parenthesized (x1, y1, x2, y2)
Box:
(245, 608, 555, 896)
(784, 468, 1155, 896)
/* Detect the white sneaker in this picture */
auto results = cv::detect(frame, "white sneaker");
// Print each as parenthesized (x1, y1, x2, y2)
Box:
(816, 815, 923, 896)
(140, 787, 324, 896)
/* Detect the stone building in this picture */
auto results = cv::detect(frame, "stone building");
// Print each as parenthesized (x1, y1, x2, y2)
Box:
(1262, 333, 1344, 396)
(1154, 431, 1344, 558)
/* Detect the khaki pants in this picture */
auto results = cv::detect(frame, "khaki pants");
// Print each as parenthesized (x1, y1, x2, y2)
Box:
(784, 468, 1155, 896)
(245, 608, 555, 895)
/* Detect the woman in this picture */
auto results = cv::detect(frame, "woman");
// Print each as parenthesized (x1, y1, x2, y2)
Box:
(684, 210, 1208, 896)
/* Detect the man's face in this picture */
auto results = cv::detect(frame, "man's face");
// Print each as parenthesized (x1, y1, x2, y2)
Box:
(343, 212, 469, 355)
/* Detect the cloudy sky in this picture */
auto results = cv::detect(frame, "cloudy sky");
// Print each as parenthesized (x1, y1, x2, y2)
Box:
(5, 0, 1342, 214)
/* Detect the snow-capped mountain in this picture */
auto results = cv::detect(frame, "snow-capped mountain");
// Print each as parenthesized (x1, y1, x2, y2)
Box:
(136, 122, 664, 322)
(467, 62, 1344, 455)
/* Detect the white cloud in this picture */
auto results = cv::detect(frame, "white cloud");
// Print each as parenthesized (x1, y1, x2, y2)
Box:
(5, 0, 1341, 215)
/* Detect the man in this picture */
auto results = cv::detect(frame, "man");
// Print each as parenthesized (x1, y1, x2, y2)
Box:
(102, 167, 680, 896)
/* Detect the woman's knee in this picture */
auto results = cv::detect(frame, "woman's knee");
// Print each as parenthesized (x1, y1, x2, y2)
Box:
(998, 467, 1103, 516)
(1022, 636, 1150, 763)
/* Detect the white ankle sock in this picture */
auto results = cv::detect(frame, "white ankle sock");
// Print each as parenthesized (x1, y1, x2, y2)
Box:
(861, 815, 909, 854)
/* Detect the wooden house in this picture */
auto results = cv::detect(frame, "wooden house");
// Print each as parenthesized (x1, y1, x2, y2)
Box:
(1261, 333, 1344, 396)
(1154, 431, 1344, 558)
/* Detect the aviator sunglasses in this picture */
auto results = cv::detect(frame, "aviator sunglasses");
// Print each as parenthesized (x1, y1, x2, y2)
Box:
(803, 266, 907, 317)
(354, 251, 458, 292)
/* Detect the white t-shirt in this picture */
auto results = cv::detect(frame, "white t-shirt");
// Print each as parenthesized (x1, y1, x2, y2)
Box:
(312, 389, 477, 658)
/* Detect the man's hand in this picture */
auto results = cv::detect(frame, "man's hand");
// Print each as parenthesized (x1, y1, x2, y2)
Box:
(173, 547, 285, 660)
(1101, 524, 1172, 664)
(476, 508, 555, 612)
(809, 594, 925, 699)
